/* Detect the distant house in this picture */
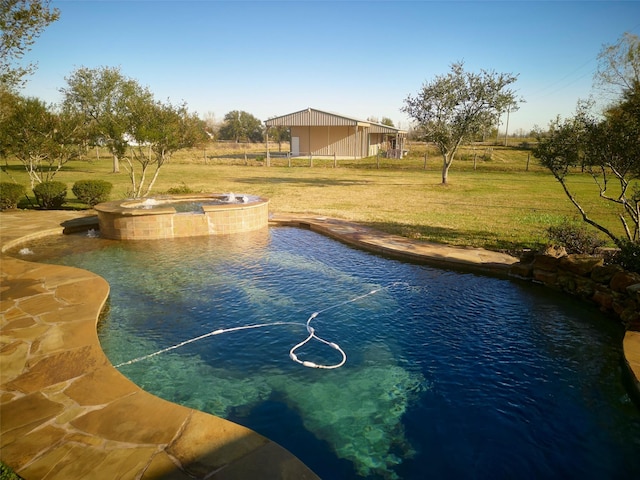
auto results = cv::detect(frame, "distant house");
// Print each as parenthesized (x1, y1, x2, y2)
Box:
(264, 108, 407, 159)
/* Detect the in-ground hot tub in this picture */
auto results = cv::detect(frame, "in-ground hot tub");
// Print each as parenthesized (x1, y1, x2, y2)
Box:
(95, 193, 269, 240)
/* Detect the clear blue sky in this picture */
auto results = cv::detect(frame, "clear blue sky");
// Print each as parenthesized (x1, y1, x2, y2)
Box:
(20, 0, 640, 133)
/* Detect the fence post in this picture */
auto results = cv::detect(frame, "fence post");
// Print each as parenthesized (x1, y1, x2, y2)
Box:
(424, 151, 428, 170)
(526, 153, 530, 171)
(288, 152, 291, 168)
(309, 153, 313, 168)
(334, 153, 337, 168)
(377, 150, 380, 169)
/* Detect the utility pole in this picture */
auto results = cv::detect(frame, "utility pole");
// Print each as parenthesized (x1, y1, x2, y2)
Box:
(503, 107, 511, 146)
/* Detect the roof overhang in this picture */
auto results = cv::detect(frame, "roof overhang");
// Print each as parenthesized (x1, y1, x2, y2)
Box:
(265, 107, 406, 135)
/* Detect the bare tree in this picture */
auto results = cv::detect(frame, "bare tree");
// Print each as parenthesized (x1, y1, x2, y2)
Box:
(593, 32, 640, 106)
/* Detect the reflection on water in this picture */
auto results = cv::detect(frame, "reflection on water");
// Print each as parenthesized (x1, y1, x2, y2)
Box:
(11, 227, 640, 479)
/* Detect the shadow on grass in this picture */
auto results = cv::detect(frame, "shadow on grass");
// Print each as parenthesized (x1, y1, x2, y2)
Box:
(234, 176, 373, 187)
(361, 220, 537, 255)
(15, 197, 91, 211)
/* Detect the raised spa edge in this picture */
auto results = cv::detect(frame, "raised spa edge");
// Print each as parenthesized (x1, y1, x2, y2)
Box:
(95, 193, 269, 240)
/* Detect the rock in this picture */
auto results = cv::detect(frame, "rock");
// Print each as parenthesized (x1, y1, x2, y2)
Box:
(543, 245, 568, 258)
(509, 262, 533, 278)
(610, 271, 640, 293)
(627, 283, 640, 295)
(592, 287, 614, 311)
(591, 264, 624, 284)
(620, 303, 640, 329)
(533, 269, 557, 285)
(556, 271, 577, 293)
(575, 276, 596, 298)
(559, 254, 604, 277)
(518, 249, 536, 263)
(533, 254, 561, 273)
(557, 272, 596, 298)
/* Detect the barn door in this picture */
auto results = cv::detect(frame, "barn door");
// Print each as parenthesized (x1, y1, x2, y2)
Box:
(291, 137, 300, 157)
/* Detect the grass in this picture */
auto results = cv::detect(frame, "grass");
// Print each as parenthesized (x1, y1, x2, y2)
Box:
(0, 462, 21, 480)
(1, 141, 631, 253)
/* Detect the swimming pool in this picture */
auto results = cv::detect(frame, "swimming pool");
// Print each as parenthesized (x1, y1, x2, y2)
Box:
(16, 227, 640, 479)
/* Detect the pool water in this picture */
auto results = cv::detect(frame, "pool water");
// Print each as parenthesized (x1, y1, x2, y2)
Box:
(16, 227, 640, 479)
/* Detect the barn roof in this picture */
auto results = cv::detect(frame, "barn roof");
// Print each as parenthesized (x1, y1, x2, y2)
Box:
(265, 108, 406, 135)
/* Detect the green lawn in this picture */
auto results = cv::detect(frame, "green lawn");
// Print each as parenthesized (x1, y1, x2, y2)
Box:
(2, 142, 629, 252)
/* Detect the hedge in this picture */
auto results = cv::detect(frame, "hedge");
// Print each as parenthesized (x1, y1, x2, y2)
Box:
(0, 182, 26, 210)
(72, 179, 113, 207)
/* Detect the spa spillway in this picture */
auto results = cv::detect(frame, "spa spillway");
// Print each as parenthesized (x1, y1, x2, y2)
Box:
(95, 193, 269, 240)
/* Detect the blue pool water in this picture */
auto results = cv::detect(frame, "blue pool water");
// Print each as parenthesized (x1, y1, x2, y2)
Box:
(17, 227, 640, 479)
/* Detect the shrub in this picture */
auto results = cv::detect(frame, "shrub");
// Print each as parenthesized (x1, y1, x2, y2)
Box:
(0, 461, 22, 480)
(0, 182, 26, 210)
(166, 183, 195, 194)
(33, 181, 67, 209)
(72, 179, 113, 207)
(613, 241, 640, 274)
(546, 220, 606, 254)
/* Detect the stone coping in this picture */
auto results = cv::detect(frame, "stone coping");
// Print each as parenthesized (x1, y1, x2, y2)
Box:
(94, 194, 267, 217)
(268, 213, 519, 275)
(1, 210, 639, 479)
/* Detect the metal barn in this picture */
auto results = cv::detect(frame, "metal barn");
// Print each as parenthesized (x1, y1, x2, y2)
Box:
(264, 108, 407, 159)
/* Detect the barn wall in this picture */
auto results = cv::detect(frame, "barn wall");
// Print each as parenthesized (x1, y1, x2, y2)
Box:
(267, 109, 407, 159)
(291, 126, 368, 157)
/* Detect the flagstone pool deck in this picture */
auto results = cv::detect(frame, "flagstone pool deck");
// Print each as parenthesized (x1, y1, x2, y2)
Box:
(1, 209, 639, 479)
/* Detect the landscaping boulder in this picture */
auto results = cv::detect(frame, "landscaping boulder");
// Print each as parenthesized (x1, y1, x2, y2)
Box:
(559, 254, 604, 277)
(610, 271, 640, 293)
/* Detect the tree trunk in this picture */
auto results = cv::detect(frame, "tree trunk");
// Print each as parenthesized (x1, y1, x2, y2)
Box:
(555, 173, 622, 247)
(112, 154, 120, 173)
(441, 152, 454, 184)
(441, 163, 450, 184)
(143, 151, 166, 197)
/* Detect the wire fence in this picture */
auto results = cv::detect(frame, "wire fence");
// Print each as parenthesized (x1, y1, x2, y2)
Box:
(195, 145, 542, 173)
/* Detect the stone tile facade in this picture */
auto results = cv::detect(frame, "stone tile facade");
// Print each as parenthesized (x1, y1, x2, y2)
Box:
(95, 195, 269, 240)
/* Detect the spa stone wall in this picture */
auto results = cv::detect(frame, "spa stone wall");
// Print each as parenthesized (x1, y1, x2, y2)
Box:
(96, 199, 269, 240)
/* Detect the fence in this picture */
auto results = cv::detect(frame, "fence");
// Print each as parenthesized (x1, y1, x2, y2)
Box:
(194, 142, 541, 172)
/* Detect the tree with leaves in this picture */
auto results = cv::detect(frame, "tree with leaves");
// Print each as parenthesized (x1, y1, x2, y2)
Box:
(0, 92, 82, 189)
(125, 99, 207, 198)
(218, 110, 263, 143)
(534, 83, 640, 248)
(0, 0, 59, 90)
(266, 124, 290, 151)
(534, 33, 640, 251)
(534, 29, 640, 254)
(380, 117, 395, 127)
(402, 61, 520, 184)
(61, 66, 154, 173)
